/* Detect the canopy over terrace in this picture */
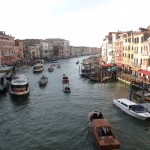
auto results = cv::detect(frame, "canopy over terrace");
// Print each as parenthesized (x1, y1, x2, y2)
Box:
(138, 69, 150, 76)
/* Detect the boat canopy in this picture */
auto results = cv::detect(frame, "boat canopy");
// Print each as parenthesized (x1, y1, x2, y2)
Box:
(93, 119, 111, 128)
(107, 67, 118, 72)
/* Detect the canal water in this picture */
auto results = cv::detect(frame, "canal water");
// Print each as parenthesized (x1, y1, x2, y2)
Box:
(0, 56, 150, 150)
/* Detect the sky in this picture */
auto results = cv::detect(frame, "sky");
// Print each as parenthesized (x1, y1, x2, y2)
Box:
(0, 0, 150, 47)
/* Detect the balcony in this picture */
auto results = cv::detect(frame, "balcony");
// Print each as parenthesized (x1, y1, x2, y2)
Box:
(131, 62, 141, 67)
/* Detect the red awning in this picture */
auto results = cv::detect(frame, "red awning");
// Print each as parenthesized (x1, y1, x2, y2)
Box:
(101, 64, 113, 67)
(138, 69, 150, 76)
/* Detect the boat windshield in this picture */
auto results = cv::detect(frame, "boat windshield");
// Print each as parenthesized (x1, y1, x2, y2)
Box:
(130, 105, 146, 113)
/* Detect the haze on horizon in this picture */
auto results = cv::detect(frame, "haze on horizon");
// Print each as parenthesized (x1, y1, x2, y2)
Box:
(0, 0, 150, 47)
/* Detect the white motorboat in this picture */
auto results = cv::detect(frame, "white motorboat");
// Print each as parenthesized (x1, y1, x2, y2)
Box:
(113, 98, 150, 120)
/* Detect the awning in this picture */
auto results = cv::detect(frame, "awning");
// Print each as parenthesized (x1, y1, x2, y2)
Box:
(131, 67, 140, 71)
(107, 68, 118, 72)
(138, 69, 150, 76)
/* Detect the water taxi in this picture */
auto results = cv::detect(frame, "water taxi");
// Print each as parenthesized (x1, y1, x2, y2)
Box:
(10, 74, 29, 96)
(113, 98, 150, 120)
(88, 111, 120, 150)
(33, 64, 44, 73)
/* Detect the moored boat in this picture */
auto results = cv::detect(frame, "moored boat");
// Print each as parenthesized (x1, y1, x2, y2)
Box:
(113, 98, 150, 120)
(88, 111, 120, 150)
(38, 75, 48, 86)
(0, 72, 9, 94)
(10, 74, 29, 96)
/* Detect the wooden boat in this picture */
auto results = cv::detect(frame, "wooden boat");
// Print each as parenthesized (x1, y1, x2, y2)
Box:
(113, 98, 150, 120)
(63, 85, 71, 93)
(133, 91, 150, 102)
(88, 111, 120, 150)
(38, 75, 48, 86)
(62, 74, 69, 83)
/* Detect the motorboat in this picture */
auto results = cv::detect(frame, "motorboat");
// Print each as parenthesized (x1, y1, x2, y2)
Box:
(63, 85, 71, 93)
(57, 63, 61, 68)
(113, 98, 150, 120)
(10, 74, 29, 96)
(62, 74, 69, 83)
(33, 64, 44, 73)
(76, 60, 79, 64)
(38, 75, 48, 86)
(88, 111, 120, 150)
(48, 66, 54, 72)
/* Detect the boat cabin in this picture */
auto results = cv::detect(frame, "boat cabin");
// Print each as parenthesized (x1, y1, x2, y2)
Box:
(93, 119, 113, 136)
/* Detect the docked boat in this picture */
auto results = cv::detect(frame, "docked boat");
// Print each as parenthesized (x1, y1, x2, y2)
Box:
(62, 74, 69, 83)
(133, 91, 150, 102)
(38, 75, 48, 86)
(48, 66, 54, 72)
(88, 111, 120, 150)
(63, 85, 71, 93)
(10, 74, 29, 96)
(0, 72, 8, 94)
(113, 98, 150, 120)
(33, 64, 44, 73)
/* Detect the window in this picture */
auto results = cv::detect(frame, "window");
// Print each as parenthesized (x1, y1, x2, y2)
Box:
(121, 102, 128, 107)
